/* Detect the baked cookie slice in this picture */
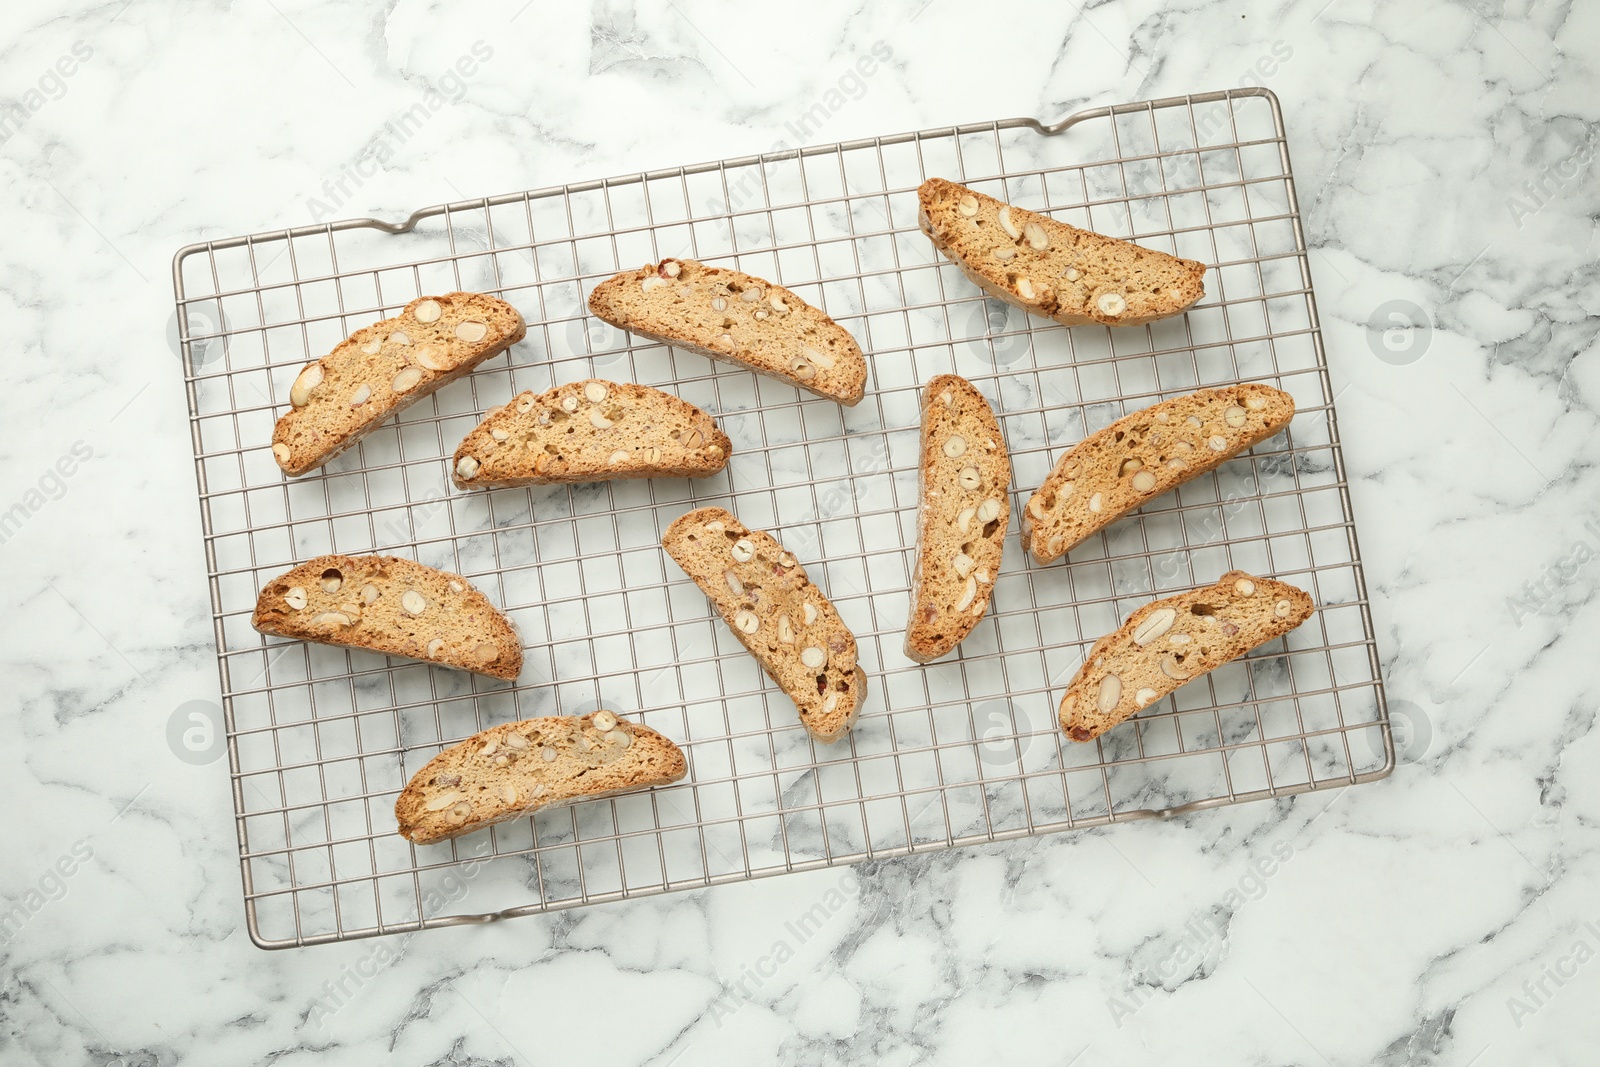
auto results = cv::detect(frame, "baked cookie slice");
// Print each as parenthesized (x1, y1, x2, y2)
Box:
(917, 178, 1206, 327)
(451, 379, 730, 489)
(252, 554, 522, 680)
(1059, 571, 1314, 742)
(272, 293, 525, 476)
(1023, 384, 1295, 564)
(395, 711, 688, 844)
(587, 258, 867, 405)
(662, 507, 866, 742)
(904, 375, 1011, 663)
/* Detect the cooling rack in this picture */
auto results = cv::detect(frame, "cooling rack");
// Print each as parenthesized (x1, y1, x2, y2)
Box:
(173, 87, 1392, 948)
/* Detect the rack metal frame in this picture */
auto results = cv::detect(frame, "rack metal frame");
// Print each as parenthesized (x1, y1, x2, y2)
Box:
(174, 87, 1392, 948)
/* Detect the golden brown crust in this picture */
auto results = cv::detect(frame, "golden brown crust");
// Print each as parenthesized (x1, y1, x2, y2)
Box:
(452, 380, 731, 488)
(1059, 571, 1314, 742)
(661, 507, 865, 741)
(395, 712, 687, 844)
(904, 375, 1010, 662)
(251, 554, 522, 680)
(587, 258, 867, 405)
(917, 178, 1206, 327)
(271, 293, 526, 477)
(1023, 384, 1295, 563)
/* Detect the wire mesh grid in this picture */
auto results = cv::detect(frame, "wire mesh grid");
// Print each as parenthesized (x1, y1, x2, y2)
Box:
(174, 87, 1391, 948)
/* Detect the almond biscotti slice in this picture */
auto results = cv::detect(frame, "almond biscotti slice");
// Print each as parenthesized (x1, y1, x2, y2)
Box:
(1023, 384, 1295, 564)
(905, 375, 1011, 663)
(451, 379, 731, 489)
(1059, 571, 1314, 742)
(272, 293, 526, 476)
(587, 258, 867, 405)
(252, 554, 522, 680)
(395, 711, 687, 844)
(918, 178, 1207, 327)
(662, 507, 866, 742)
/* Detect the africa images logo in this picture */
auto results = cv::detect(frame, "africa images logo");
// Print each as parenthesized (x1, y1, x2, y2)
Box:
(1365, 299, 1432, 366)
(1505, 516, 1600, 627)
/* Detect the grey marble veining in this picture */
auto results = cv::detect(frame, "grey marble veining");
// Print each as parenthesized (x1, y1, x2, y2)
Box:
(2, 0, 1597, 1064)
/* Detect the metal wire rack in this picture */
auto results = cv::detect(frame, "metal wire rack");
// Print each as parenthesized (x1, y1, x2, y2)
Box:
(174, 87, 1392, 948)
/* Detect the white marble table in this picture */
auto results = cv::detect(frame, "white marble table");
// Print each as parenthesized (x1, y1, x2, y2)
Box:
(4, 1, 1597, 1063)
